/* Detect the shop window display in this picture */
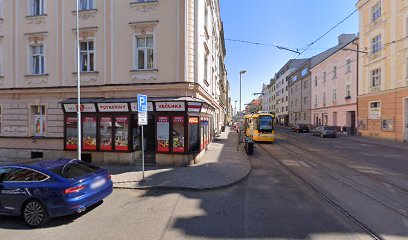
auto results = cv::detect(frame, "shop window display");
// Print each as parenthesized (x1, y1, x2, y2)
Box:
(157, 116, 170, 152)
(172, 116, 185, 153)
(188, 117, 200, 152)
(100, 117, 113, 151)
(65, 117, 78, 150)
(114, 117, 129, 151)
(82, 116, 97, 151)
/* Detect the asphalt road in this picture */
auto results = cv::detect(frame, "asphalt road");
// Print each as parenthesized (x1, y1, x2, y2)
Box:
(3, 129, 404, 239)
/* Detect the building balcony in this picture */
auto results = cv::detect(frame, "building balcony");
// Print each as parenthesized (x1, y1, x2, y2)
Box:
(130, 1, 158, 12)
(25, 14, 47, 25)
(130, 69, 158, 82)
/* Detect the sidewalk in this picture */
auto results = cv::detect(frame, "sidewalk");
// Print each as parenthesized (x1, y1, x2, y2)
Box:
(104, 128, 251, 190)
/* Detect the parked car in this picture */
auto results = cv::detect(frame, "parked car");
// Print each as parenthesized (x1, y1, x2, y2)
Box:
(291, 124, 309, 133)
(0, 159, 113, 227)
(312, 126, 337, 138)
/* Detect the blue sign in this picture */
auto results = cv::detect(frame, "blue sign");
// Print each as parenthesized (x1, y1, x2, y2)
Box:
(137, 94, 148, 113)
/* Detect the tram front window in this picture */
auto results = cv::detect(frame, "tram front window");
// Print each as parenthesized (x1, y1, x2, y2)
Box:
(259, 116, 273, 132)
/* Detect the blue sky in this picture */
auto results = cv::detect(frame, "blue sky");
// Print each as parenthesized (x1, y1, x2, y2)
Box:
(220, 0, 359, 111)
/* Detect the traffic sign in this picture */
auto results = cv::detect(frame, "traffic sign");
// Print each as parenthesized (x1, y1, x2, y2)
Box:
(137, 94, 148, 113)
(138, 112, 147, 126)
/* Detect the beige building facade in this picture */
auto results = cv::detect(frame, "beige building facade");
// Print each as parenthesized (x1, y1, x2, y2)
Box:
(0, 0, 229, 165)
(356, 0, 408, 142)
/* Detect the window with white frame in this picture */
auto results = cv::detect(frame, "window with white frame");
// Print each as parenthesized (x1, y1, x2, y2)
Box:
(30, 45, 45, 75)
(30, 0, 45, 16)
(32, 105, 46, 137)
(346, 59, 351, 73)
(371, 68, 381, 87)
(204, 54, 208, 82)
(79, 0, 94, 10)
(135, 35, 154, 70)
(301, 67, 308, 77)
(333, 88, 337, 101)
(346, 85, 351, 97)
(333, 66, 337, 79)
(371, 34, 382, 54)
(371, 1, 381, 22)
(80, 41, 95, 72)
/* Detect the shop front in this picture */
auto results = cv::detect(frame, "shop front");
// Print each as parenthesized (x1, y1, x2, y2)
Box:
(60, 97, 215, 166)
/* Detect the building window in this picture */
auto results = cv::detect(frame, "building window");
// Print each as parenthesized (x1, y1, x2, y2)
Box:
(333, 66, 337, 79)
(281, 107, 284, 112)
(0, 39, 3, 75)
(301, 67, 308, 77)
(285, 106, 288, 111)
(31, 0, 45, 16)
(333, 88, 337, 101)
(371, 68, 381, 87)
(304, 113, 306, 121)
(204, 54, 208, 83)
(136, 35, 154, 70)
(314, 95, 317, 107)
(304, 80, 308, 89)
(369, 101, 381, 120)
(346, 59, 351, 73)
(0, 0, 3, 19)
(303, 96, 307, 104)
(292, 75, 298, 82)
(371, 34, 382, 54)
(371, 1, 381, 22)
(323, 92, 326, 106)
(80, 41, 95, 72)
(314, 76, 318, 86)
(79, 0, 94, 10)
(30, 45, 45, 75)
(346, 85, 351, 97)
(406, 57, 408, 79)
(285, 96, 288, 101)
(291, 101, 293, 108)
(32, 105, 46, 137)
(295, 85, 298, 92)
(295, 99, 298, 106)
(323, 71, 326, 83)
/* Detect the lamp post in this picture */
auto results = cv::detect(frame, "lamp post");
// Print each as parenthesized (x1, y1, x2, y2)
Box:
(237, 70, 246, 151)
(234, 100, 237, 116)
(76, 0, 81, 160)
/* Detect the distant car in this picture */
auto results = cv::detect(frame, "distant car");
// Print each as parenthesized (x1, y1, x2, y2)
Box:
(291, 124, 309, 133)
(312, 126, 337, 138)
(0, 159, 112, 227)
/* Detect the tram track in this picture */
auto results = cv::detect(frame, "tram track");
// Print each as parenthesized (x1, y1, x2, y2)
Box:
(277, 130, 408, 193)
(257, 142, 385, 240)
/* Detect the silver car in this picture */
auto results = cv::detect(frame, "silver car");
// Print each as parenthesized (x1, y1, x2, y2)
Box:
(312, 126, 337, 138)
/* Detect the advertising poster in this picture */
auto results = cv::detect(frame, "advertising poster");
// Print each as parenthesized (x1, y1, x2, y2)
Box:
(157, 116, 170, 152)
(100, 117, 113, 151)
(172, 116, 185, 153)
(33, 115, 46, 137)
(188, 117, 200, 152)
(83, 117, 97, 151)
(115, 117, 129, 151)
(65, 117, 78, 150)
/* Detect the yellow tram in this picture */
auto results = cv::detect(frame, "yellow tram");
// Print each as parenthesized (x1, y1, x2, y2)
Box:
(243, 112, 275, 143)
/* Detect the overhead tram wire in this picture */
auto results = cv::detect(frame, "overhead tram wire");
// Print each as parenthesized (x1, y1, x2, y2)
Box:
(294, 0, 372, 60)
(224, 38, 301, 54)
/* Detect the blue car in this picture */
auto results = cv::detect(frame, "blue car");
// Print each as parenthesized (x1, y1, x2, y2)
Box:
(0, 159, 113, 227)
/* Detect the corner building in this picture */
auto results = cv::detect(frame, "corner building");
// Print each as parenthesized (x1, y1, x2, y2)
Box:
(357, 0, 408, 142)
(0, 0, 229, 165)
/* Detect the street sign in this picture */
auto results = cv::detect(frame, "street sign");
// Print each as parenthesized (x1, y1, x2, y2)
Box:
(138, 112, 148, 126)
(137, 94, 148, 113)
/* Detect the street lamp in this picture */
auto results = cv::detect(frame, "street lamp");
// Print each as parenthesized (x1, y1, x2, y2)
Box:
(238, 70, 246, 151)
(234, 100, 238, 115)
(76, 0, 82, 160)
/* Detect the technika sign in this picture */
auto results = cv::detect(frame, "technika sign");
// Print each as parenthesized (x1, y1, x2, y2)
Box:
(155, 102, 186, 112)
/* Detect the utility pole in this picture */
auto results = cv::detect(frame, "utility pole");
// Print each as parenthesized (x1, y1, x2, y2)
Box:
(76, 0, 81, 160)
(237, 70, 246, 151)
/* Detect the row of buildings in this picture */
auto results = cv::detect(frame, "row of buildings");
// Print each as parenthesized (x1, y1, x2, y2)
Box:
(261, 0, 408, 142)
(0, 0, 232, 166)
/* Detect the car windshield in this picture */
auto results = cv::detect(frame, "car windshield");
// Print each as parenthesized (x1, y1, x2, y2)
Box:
(51, 161, 100, 179)
(259, 116, 273, 130)
(323, 126, 335, 130)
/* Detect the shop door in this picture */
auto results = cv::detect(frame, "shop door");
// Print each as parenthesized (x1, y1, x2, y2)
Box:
(143, 114, 156, 164)
(405, 99, 408, 141)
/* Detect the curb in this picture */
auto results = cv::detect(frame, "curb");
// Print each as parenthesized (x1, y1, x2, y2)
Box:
(112, 150, 252, 191)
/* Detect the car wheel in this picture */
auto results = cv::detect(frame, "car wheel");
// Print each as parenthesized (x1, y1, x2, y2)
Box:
(23, 200, 49, 227)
